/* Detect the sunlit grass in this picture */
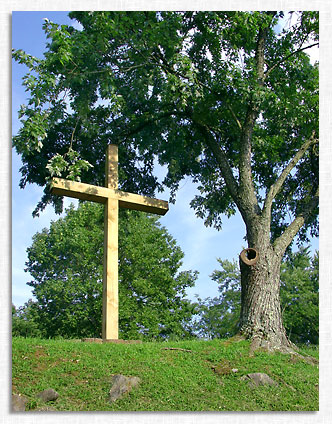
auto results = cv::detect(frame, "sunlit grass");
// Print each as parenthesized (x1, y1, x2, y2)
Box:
(12, 337, 319, 411)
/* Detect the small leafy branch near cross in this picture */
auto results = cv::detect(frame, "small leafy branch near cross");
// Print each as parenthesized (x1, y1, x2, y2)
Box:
(50, 145, 168, 340)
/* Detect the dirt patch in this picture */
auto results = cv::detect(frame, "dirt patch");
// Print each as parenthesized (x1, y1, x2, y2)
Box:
(211, 360, 234, 376)
(32, 347, 49, 372)
(34, 346, 48, 359)
(221, 335, 246, 347)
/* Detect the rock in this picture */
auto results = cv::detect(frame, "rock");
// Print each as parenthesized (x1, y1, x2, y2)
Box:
(109, 374, 141, 403)
(36, 388, 59, 402)
(12, 394, 28, 411)
(240, 373, 277, 388)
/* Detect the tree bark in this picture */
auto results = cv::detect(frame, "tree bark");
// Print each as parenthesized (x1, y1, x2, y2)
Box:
(238, 228, 295, 353)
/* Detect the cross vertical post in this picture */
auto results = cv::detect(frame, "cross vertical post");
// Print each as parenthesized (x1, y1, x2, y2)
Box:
(49, 144, 169, 341)
(103, 145, 119, 340)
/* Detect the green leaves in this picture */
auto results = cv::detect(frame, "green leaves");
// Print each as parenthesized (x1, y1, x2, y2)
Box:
(13, 110, 48, 153)
(280, 248, 319, 344)
(12, 48, 41, 69)
(46, 148, 93, 182)
(46, 153, 67, 177)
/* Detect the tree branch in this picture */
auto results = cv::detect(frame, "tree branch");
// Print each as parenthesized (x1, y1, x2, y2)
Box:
(264, 43, 319, 80)
(226, 102, 243, 131)
(69, 116, 80, 150)
(273, 187, 319, 256)
(193, 121, 239, 204)
(238, 24, 269, 218)
(262, 131, 318, 219)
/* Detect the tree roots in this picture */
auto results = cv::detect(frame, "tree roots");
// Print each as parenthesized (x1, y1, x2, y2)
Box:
(240, 333, 319, 365)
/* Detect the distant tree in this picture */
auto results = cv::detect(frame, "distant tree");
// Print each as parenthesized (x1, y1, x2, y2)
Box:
(12, 304, 23, 336)
(12, 301, 43, 338)
(25, 202, 197, 340)
(280, 248, 319, 344)
(194, 249, 318, 344)
(193, 259, 240, 339)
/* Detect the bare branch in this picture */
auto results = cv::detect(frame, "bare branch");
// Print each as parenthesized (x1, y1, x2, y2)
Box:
(263, 131, 318, 219)
(69, 116, 80, 150)
(226, 103, 242, 131)
(273, 187, 319, 256)
(264, 43, 319, 80)
(116, 63, 152, 73)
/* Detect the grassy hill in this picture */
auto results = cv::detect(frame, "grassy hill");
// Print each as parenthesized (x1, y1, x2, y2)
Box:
(12, 336, 318, 411)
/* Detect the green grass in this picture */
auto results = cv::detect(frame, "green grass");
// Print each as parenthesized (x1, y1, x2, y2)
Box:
(12, 337, 319, 411)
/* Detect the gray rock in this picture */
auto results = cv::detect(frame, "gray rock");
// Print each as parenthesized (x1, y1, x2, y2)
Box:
(109, 374, 141, 403)
(12, 394, 28, 412)
(36, 388, 59, 402)
(240, 372, 277, 388)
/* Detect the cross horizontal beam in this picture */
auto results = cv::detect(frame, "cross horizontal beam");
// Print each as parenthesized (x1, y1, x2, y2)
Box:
(50, 177, 169, 215)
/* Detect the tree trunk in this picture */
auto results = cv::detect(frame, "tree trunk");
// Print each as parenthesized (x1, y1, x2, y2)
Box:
(239, 243, 295, 353)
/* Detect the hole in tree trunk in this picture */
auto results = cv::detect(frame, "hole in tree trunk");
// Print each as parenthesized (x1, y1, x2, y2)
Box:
(240, 248, 259, 266)
(246, 249, 256, 260)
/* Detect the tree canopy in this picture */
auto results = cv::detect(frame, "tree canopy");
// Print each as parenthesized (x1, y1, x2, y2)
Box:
(24, 203, 197, 340)
(13, 11, 318, 243)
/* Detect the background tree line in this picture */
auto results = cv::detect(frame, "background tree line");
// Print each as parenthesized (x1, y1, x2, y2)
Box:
(12, 203, 318, 345)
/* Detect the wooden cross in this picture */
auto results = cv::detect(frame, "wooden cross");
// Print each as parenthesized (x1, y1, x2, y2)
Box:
(50, 144, 168, 340)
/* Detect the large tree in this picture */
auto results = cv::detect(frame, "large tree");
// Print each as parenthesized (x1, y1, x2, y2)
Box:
(13, 11, 319, 351)
(24, 203, 197, 340)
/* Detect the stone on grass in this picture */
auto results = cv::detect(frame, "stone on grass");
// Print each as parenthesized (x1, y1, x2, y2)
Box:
(109, 374, 141, 403)
(12, 394, 29, 412)
(240, 373, 277, 388)
(36, 388, 59, 402)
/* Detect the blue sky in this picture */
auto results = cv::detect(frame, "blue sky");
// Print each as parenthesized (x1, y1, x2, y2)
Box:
(12, 11, 318, 308)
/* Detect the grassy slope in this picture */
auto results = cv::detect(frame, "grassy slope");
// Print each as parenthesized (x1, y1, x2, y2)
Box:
(12, 337, 319, 411)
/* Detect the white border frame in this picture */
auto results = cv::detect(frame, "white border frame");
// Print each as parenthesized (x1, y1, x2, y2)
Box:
(2, 1, 331, 422)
